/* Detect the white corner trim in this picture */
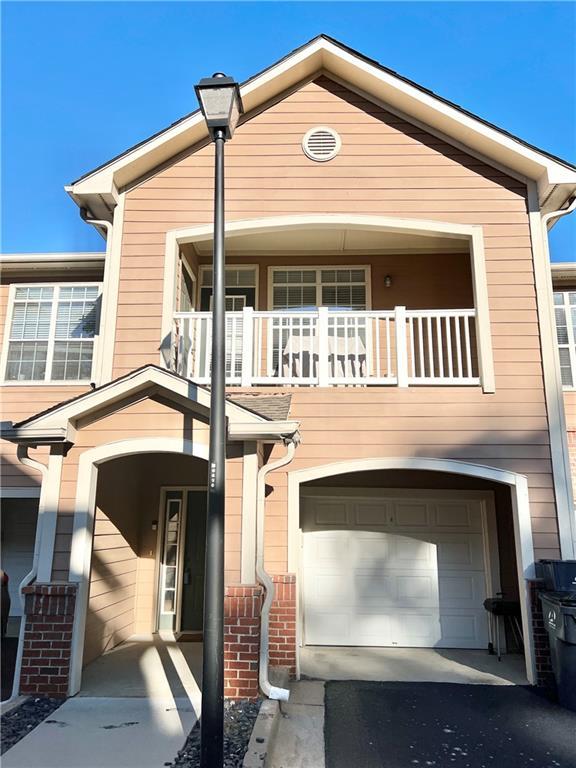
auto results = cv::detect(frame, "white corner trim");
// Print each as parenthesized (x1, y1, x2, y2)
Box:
(286, 456, 536, 684)
(470, 227, 495, 393)
(241, 442, 258, 584)
(67, 436, 210, 696)
(527, 182, 576, 559)
(98, 193, 125, 384)
(35, 452, 64, 583)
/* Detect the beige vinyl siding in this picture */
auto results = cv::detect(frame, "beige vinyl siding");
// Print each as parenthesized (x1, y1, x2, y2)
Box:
(115, 75, 530, 378)
(0, 275, 100, 489)
(51, 397, 244, 586)
(112, 74, 555, 569)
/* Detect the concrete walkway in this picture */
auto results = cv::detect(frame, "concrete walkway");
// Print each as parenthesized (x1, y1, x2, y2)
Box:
(269, 681, 326, 768)
(2, 697, 198, 768)
(2, 635, 202, 768)
(300, 646, 527, 685)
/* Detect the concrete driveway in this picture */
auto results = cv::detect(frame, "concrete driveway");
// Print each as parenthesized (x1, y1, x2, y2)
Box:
(324, 681, 576, 768)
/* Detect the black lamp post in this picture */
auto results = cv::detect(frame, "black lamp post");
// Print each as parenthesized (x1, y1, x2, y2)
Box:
(194, 73, 243, 768)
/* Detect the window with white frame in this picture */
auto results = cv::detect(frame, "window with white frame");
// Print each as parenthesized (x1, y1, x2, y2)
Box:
(4, 284, 101, 382)
(271, 268, 368, 310)
(554, 290, 576, 388)
(199, 266, 257, 310)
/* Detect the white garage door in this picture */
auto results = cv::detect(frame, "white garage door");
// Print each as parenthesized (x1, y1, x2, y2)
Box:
(302, 494, 490, 649)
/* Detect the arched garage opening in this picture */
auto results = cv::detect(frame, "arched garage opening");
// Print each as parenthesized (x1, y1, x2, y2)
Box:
(288, 458, 535, 684)
(68, 439, 210, 697)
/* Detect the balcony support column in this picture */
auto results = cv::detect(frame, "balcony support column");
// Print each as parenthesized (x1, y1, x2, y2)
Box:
(395, 305, 409, 387)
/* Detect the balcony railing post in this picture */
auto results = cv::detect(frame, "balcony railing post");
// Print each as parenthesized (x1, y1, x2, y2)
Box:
(241, 306, 254, 387)
(395, 305, 409, 387)
(317, 307, 329, 386)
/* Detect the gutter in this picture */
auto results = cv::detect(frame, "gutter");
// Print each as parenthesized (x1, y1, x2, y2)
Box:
(256, 437, 299, 701)
(7, 448, 48, 703)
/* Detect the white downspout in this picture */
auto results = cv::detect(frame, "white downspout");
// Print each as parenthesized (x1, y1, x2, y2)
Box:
(80, 214, 113, 386)
(7, 447, 48, 702)
(542, 195, 576, 555)
(256, 438, 297, 701)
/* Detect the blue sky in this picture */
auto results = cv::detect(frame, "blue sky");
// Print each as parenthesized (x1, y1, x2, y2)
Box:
(2, 1, 575, 259)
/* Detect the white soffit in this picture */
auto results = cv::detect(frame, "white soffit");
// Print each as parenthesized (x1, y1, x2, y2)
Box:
(67, 36, 576, 209)
(190, 228, 470, 256)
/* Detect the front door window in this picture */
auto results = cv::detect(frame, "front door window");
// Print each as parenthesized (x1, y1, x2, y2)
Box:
(158, 489, 206, 633)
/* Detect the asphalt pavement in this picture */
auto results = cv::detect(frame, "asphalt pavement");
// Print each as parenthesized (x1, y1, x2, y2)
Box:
(324, 681, 576, 768)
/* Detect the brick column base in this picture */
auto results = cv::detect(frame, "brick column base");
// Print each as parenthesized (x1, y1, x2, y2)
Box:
(529, 579, 555, 690)
(269, 574, 296, 676)
(224, 585, 263, 700)
(20, 583, 77, 697)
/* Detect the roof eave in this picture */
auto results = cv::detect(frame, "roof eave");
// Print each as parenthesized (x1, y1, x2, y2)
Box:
(67, 36, 576, 210)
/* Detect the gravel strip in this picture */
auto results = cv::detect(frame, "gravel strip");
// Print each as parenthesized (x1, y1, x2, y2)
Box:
(167, 700, 261, 768)
(1, 697, 62, 755)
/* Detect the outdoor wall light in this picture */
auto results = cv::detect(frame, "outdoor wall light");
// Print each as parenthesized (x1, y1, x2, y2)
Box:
(195, 73, 244, 141)
(384, 274, 393, 288)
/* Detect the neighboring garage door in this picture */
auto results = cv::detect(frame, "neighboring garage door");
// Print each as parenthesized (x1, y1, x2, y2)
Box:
(302, 493, 491, 649)
(1, 498, 39, 618)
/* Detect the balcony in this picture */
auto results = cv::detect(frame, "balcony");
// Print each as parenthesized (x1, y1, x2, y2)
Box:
(172, 306, 479, 387)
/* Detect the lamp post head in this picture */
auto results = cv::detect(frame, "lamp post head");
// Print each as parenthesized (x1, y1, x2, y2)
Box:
(195, 73, 244, 141)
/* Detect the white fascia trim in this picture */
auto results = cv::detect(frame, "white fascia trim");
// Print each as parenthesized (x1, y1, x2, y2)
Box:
(527, 182, 576, 559)
(11, 366, 267, 432)
(228, 421, 300, 442)
(0, 253, 105, 265)
(1, 425, 75, 445)
(69, 37, 576, 201)
(320, 41, 576, 189)
(286, 456, 536, 684)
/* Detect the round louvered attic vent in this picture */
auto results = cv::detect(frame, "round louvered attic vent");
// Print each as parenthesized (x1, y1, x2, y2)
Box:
(302, 127, 341, 162)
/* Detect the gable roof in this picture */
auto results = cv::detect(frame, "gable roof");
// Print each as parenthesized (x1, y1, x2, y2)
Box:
(67, 34, 576, 219)
(1, 365, 300, 445)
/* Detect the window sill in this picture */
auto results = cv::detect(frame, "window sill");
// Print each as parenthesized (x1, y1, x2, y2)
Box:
(0, 380, 93, 387)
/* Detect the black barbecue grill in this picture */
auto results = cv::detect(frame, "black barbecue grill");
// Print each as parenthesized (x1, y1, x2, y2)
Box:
(483, 595, 523, 660)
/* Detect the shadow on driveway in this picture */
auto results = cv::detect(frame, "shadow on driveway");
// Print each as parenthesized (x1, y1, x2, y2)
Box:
(325, 682, 576, 768)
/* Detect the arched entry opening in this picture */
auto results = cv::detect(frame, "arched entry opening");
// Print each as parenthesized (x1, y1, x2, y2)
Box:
(288, 458, 535, 684)
(68, 439, 210, 697)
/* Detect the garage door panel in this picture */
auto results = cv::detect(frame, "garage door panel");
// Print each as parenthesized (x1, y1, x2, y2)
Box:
(434, 502, 482, 531)
(439, 573, 485, 608)
(303, 494, 491, 649)
(311, 501, 348, 527)
(436, 535, 484, 570)
(394, 501, 431, 528)
(440, 612, 488, 647)
(354, 502, 391, 526)
(307, 610, 353, 645)
(354, 572, 396, 603)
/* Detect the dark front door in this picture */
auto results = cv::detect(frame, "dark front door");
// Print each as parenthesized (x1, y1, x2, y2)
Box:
(180, 490, 206, 632)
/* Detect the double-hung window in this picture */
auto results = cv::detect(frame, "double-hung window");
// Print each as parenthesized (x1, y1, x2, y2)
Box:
(3, 284, 101, 382)
(271, 268, 368, 310)
(554, 290, 576, 388)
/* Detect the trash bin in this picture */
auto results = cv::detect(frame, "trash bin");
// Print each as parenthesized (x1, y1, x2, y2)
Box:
(536, 559, 576, 591)
(539, 591, 576, 711)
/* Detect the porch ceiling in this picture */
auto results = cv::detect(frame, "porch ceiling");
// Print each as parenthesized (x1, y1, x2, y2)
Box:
(189, 227, 470, 257)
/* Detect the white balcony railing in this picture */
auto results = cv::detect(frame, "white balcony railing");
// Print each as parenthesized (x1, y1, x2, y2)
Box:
(172, 307, 479, 387)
